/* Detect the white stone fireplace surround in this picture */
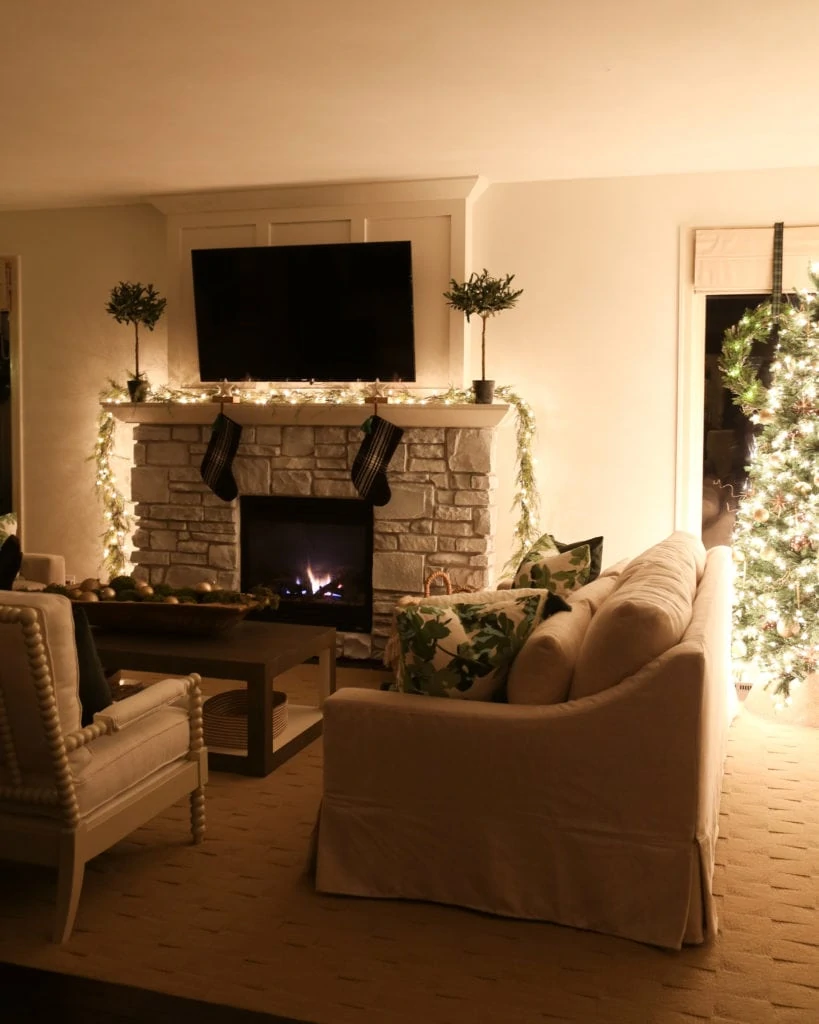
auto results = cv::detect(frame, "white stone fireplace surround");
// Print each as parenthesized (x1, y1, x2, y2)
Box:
(115, 402, 509, 658)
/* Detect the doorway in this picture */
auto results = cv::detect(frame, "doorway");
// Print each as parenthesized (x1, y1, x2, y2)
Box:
(0, 257, 21, 531)
(700, 293, 776, 547)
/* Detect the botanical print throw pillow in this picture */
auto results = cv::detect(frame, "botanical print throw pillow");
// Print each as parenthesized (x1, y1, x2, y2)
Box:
(0, 512, 17, 545)
(552, 534, 604, 582)
(513, 543, 592, 597)
(391, 593, 550, 701)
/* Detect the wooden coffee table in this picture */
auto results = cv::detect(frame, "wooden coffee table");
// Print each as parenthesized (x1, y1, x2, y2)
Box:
(92, 621, 336, 777)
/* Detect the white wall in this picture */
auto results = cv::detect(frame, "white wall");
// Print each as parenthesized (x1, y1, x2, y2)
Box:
(475, 167, 819, 568)
(5, 166, 819, 580)
(0, 205, 165, 579)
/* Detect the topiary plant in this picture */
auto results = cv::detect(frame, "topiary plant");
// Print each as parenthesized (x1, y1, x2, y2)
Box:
(105, 281, 167, 383)
(443, 269, 523, 382)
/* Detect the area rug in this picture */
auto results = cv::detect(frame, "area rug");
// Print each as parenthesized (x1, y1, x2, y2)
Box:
(0, 667, 817, 1024)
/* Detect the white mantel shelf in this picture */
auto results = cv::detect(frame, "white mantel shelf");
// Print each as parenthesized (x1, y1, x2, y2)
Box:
(104, 402, 511, 429)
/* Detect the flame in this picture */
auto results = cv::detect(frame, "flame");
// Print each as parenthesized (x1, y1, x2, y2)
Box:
(305, 562, 332, 594)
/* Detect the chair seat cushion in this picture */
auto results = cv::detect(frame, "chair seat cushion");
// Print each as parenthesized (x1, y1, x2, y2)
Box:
(69, 705, 191, 816)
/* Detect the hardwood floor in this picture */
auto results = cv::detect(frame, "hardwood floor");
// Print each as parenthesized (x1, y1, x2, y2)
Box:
(0, 961, 313, 1024)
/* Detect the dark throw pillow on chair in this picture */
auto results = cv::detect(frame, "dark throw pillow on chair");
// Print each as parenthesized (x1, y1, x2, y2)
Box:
(0, 534, 23, 589)
(0, 536, 111, 725)
(71, 605, 114, 726)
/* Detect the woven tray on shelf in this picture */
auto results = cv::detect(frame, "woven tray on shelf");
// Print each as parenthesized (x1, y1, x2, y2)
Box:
(76, 599, 254, 635)
(203, 689, 288, 750)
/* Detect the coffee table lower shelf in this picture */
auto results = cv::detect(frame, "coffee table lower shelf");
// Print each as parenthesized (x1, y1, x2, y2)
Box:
(206, 704, 323, 774)
(91, 621, 337, 778)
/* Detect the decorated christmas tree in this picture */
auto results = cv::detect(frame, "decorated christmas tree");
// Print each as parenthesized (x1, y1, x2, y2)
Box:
(720, 266, 819, 708)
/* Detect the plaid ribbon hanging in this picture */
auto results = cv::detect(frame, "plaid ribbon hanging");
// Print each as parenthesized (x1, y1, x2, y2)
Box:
(771, 221, 784, 343)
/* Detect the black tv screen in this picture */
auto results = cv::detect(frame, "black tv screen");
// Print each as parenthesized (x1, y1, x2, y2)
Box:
(191, 240, 415, 383)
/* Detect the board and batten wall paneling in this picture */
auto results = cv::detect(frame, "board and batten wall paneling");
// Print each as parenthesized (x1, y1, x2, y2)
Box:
(365, 214, 451, 386)
(170, 220, 257, 384)
(267, 220, 352, 246)
(154, 177, 486, 389)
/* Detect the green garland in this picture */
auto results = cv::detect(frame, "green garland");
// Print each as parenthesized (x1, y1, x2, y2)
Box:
(93, 405, 132, 578)
(718, 301, 783, 414)
(94, 382, 541, 579)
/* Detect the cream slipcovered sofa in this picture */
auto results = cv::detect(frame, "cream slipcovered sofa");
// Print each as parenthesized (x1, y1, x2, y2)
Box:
(315, 532, 736, 949)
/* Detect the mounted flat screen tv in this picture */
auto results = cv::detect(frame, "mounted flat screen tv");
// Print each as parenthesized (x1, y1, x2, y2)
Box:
(191, 240, 415, 382)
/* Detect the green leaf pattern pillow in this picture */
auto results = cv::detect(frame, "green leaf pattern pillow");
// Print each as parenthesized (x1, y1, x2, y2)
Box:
(0, 513, 17, 545)
(513, 543, 592, 597)
(392, 593, 547, 701)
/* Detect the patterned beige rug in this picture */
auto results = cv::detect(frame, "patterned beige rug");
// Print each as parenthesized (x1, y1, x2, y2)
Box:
(1, 665, 817, 1024)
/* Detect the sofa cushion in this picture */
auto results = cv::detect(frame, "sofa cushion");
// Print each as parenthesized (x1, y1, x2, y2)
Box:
(569, 532, 706, 700)
(507, 575, 619, 705)
(513, 544, 592, 596)
(568, 573, 621, 614)
(391, 592, 566, 701)
(599, 557, 629, 578)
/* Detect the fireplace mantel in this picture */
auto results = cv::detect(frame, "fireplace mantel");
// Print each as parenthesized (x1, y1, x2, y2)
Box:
(105, 401, 510, 429)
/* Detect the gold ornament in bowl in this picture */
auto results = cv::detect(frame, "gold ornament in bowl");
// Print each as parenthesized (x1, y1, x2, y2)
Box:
(43, 576, 279, 636)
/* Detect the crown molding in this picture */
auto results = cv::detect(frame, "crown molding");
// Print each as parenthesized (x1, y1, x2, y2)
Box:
(144, 176, 489, 215)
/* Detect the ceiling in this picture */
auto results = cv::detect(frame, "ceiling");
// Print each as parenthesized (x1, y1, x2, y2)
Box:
(3, 0, 819, 211)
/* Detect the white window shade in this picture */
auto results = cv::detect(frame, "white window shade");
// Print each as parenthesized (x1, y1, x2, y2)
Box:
(694, 226, 819, 294)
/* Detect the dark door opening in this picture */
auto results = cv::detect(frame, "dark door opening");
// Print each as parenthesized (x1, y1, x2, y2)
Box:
(702, 293, 783, 546)
(240, 495, 373, 632)
(0, 297, 12, 515)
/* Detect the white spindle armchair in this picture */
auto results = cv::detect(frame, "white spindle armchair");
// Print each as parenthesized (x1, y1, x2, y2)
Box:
(0, 591, 207, 942)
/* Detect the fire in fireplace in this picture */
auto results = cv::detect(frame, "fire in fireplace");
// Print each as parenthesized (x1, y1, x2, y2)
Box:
(240, 496, 373, 632)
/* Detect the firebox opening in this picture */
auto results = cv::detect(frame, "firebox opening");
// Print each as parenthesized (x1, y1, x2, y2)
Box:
(240, 496, 373, 632)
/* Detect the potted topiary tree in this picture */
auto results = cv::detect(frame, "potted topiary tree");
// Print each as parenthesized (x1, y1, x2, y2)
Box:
(105, 281, 167, 402)
(443, 269, 523, 403)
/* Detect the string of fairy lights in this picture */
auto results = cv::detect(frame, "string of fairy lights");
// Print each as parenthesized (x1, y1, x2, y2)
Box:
(94, 381, 541, 580)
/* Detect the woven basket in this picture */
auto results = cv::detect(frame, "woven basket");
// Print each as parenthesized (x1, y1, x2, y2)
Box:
(423, 569, 453, 596)
(203, 689, 288, 749)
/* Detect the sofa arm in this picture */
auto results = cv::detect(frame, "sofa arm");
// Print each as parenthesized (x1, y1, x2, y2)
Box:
(324, 645, 705, 838)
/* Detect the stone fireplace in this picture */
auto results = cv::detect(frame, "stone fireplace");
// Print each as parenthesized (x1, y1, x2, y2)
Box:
(120, 403, 508, 657)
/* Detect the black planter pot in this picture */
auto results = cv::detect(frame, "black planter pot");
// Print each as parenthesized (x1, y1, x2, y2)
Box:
(127, 377, 149, 402)
(473, 379, 495, 404)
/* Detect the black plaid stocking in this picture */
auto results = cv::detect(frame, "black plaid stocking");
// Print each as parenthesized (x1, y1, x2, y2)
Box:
(350, 414, 403, 506)
(200, 412, 242, 502)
